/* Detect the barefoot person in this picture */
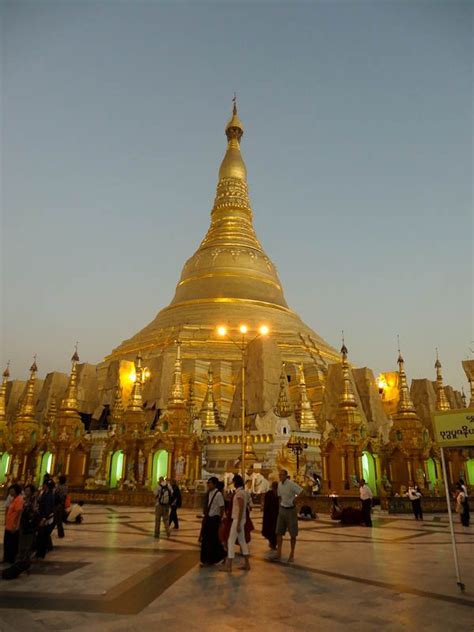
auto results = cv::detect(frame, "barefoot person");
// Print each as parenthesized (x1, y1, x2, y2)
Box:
(275, 470, 302, 563)
(220, 474, 251, 573)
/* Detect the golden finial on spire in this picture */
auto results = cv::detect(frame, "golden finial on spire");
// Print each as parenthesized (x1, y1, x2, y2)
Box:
(395, 342, 417, 417)
(295, 364, 318, 431)
(461, 387, 467, 408)
(168, 340, 185, 407)
(434, 349, 450, 411)
(200, 364, 220, 430)
(127, 353, 144, 412)
(275, 363, 292, 418)
(59, 346, 80, 415)
(339, 335, 357, 409)
(16, 357, 38, 422)
(188, 377, 199, 421)
(0, 361, 10, 424)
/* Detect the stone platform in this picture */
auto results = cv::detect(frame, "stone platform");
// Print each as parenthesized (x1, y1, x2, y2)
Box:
(0, 504, 473, 631)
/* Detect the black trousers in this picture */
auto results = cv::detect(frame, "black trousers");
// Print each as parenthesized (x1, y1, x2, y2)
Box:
(411, 499, 423, 520)
(3, 530, 19, 564)
(36, 524, 54, 559)
(169, 506, 179, 529)
(361, 499, 372, 526)
(461, 501, 470, 527)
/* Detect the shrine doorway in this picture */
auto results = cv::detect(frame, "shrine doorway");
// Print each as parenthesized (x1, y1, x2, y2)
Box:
(152, 450, 169, 487)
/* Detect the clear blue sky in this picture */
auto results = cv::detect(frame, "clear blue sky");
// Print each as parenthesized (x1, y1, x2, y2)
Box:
(1, 0, 472, 390)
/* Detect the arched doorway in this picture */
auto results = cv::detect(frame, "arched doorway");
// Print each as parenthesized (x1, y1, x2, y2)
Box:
(426, 457, 437, 489)
(68, 447, 87, 487)
(390, 449, 409, 494)
(0, 453, 10, 483)
(466, 458, 474, 486)
(151, 450, 169, 487)
(362, 451, 376, 492)
(109, 451, 124, 488)
(39, 452, 53, 483)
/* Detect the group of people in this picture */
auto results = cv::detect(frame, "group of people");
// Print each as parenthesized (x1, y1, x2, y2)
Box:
(197, 469, 303, 572)
(153, 477, 182, 538)
(2, 474, 84, 579)
(405, 479, 470, 526)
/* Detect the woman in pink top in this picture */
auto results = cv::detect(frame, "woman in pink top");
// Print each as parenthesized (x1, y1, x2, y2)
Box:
(3, 484, 24, 564)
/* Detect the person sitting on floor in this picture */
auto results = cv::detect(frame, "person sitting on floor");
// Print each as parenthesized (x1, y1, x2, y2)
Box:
(66, 501, 85, 524)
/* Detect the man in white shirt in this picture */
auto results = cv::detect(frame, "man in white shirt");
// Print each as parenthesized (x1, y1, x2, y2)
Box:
(274, 470, 303, 563)
(359, 479, 373, 527)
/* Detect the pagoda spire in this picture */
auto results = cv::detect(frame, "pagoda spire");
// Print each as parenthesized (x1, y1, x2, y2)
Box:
(128, 353, 144, 412)
(59, 345, 80, 416)
(434, 349, 450, 411)
(188, 377, 199, 421)
(0, 362, 10, 423)
(339, 334, 357, 410)
(168, 340, 185, 407)
(461, 387, 467, 408)
(16, 357, 38, 422)
(275, 364, 292, 418)
(110, 380, 124, 430)
(395, 341, 417, 417)
(200, 365, 220, 430)
(295, 365, 318, 431)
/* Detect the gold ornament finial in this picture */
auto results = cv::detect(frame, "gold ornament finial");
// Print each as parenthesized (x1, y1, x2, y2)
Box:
(395, 346, 417, 417)
(168, 340, 185, 407)
(15, 358, 38, 423)
(128, 353, 144, 412)
(0, 362, 10, 423)
(59, 346, 80, 415)
(295, 364, 317, 431)
(434, 349, 450, 411)
(200, 364, 220, 430)
(461, 387, 467, 408)
(339, 337, 357, 409)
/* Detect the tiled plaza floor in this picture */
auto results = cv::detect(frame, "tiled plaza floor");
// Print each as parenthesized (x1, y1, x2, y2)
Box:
(0, 504, 473, 631)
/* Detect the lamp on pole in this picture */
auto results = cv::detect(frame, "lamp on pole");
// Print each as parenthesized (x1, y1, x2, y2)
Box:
(217, 324, 270, 478)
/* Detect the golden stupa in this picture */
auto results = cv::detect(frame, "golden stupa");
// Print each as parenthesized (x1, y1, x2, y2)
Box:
(106, 100, 339, 366)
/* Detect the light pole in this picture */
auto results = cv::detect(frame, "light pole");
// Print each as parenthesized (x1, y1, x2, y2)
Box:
(217, 324, 269, 478)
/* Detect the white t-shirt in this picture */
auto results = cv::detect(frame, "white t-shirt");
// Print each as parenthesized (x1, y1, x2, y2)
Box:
(359, 484, 373, 500)
(68, 504, 84, 522)
(278, 479, 303, 508)
(231, 488, 248, 521)
(207, 490, 225, 517)
(407, 487, 421, 501)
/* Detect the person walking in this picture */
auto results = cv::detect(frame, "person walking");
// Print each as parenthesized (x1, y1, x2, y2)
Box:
(262, 481, 279, 551)
(406, 482, 423, 520)
(455, 483, 470, 527)
(220, 474, 251, 573)
(200, 476, 226, 566)
(169, 480, 182, 530)
(154, 477, 172, 538)
(54, 475, 68, 538)
(36, 480, 56, 558)
(3, 484, 23, 564)
(359, 478, 373, 527)
(274, 470, 303, 563)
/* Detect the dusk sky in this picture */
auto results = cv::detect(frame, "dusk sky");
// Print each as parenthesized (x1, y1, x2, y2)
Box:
(1, 1, 472, 389)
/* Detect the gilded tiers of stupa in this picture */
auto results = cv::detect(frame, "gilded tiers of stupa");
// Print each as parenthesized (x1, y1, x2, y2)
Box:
(106, 100, 339, 367)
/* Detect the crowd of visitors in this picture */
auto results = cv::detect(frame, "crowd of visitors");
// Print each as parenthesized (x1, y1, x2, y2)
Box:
(2, 474, 84, 580)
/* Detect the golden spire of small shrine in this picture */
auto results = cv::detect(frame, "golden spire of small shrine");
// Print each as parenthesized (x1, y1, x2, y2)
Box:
(47, 396, 57, 425)
(59, 345, 80, 416)
(168, 340, 185, 407)
(395, 339, 417, 417)
(200, 364, 220, 430)
(461, 387, 467, 408)
(16, 357, 38, 422)
(188, 377, 199, 420)
(127, 353, 144, 412)
(339, 333, 357, 410)
(434, 349, 450, 411)
(295, 364, 318, 431)
(0, 362, 10, 423)
(111, 380, 124, 428)
(275, 363, 292, 418)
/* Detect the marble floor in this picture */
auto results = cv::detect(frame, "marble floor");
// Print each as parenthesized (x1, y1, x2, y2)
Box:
(0, 504, 473, 631)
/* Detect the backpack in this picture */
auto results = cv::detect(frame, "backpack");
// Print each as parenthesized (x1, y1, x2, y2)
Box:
(158, 485, 170, 506)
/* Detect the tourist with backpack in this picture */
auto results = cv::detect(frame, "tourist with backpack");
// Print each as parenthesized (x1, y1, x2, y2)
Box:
(154, 477, 172, 538)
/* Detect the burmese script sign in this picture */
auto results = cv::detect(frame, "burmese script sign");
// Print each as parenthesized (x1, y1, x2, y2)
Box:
(433, 409, 474, 448)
